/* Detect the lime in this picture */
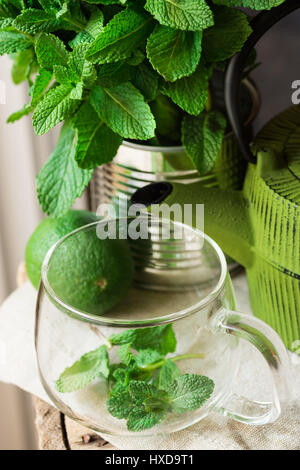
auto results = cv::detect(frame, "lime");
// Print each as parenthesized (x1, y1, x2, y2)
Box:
(26, 210, 134, 315)
(47, 229, 134, 315)
(25, 210, 100, 289)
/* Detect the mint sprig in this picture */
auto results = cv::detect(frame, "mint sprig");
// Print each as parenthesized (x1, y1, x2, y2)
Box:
(56, 323, 214, 432)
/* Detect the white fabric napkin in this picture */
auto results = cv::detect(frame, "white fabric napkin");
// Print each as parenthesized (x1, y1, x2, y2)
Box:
(0, 275, 299, 450)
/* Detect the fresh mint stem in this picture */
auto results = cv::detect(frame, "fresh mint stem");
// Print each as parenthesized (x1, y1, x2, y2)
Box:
(171, 353, 205, 362)
(141, 353, 205, 372)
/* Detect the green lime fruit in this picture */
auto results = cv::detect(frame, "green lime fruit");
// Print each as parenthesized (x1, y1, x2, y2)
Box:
(25, 210, 100, 289)
(46, 228, 134, 315)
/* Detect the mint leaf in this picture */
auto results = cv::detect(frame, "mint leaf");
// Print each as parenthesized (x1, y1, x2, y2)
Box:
(131, 62, 158, 102)
(13, 8, 60, 34)
(33, 84, 81, 135)
(110, 358, 153, 384)
(169, 374, 214, 412)
(35, 33, 69, 71)
(0, 0, 20, 18)
(69, 9, 105, 48)
(107, 387, 133, 419)
(53, 64, 73, 84)
(67, 81, 84, 99)
(203, 6, 252, 63)
(97, 61, 132, 88)
(147, 25, 202, 82)
(56, 345, 109, 393)
(0, 31, 31, 55)
(60, 2, 87, 33)
(109, 324, 176, 355)
(182, 110, 226, 175)
(86, 8, 153, 64)
(127, 404, 167, 432)
(127, 49, 145, 66)
(11, 48, 35, 85)
(212, 0, 285, 9)
(69, 31, 94, 48)
(145, 0, 214, 31)
(117, 343, 136, 367)
(6, 104, 32, 123)
(73, 101, 122, 169)
(126, 381, 169, 431)
(0, 17, 14, 28)
(90, 82, 156, 140)
(54, 45, 97, 89)
(129, 381, 168, 405)
(30, 67, 53, 104)
(68, 44, 97, 88)
(36, 122, 93, 217)
(112, 367, 131, 387)
(8, 50, 40, 120)
(85, 9, 105, 38)
(135, 349, 163, 368)
(161, 63, 210, 115)
(150, 94, 182, 143)
(37, 0, 61, 13)
(153, 360, 181, 390)
(56, 2, 69, 20)
(111, 364, 153, 384)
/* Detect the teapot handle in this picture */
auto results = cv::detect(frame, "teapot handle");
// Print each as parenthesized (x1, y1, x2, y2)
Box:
(225, 0, 300, 163)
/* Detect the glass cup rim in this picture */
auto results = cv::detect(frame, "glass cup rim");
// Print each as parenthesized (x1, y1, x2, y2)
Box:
(41, 216, 228, 327)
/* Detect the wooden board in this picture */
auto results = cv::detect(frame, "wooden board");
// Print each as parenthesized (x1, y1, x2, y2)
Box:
(34, 398, 116, 451)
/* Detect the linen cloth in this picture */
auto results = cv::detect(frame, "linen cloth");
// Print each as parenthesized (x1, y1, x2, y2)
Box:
(0, 274, 299, 450)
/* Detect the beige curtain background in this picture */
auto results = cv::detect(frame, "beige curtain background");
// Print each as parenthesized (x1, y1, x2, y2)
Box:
(0, 55, 46, 451)
(0, 55, 87, 450)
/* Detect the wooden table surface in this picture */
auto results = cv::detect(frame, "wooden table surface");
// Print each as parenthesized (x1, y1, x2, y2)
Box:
(34, 397, 115, 450)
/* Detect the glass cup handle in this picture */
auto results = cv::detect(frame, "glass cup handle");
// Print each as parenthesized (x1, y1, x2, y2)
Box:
(213, 309, 291, 425)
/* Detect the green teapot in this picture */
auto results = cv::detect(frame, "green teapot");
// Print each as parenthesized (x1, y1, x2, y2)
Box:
(132, 1, 300, 351)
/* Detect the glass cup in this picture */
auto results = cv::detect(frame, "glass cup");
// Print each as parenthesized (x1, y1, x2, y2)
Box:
(35, 215, 290, 437)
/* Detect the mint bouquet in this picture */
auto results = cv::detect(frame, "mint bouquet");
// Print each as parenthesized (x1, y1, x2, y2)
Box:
(0, 0, 285, 217)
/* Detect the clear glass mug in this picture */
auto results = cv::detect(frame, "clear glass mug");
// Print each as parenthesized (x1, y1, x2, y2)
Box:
(35, 215, 290, 437)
